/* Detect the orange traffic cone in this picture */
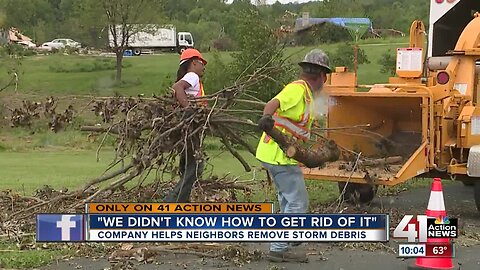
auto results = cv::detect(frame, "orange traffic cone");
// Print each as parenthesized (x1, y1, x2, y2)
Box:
(408, 178, 454, 270)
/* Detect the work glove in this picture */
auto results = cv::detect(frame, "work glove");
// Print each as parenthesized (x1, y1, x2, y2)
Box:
(258, 114, 275, 132)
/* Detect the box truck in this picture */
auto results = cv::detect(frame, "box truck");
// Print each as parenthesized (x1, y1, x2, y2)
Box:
(108, 24, 194, 56)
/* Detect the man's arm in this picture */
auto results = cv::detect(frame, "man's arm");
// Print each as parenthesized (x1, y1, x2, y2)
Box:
(258, 98, 280, 132)
(172, 80, 191, 108)
(263, 98, 280, 116)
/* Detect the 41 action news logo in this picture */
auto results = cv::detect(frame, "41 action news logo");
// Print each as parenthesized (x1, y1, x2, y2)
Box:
(393, 215, 458, 242)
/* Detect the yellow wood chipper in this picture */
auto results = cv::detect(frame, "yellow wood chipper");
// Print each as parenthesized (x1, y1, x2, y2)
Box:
(303, 0, 480, 211)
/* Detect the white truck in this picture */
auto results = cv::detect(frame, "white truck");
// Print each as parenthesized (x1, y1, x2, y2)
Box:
(427, 0, 479, 57)
(108, 24, 194, 56)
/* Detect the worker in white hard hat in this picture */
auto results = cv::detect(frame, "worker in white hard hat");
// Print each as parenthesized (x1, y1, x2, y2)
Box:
(255, 49, 332, 263)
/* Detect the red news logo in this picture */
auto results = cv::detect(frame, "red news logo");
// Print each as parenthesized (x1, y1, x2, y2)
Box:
(393, 215, 458, 242)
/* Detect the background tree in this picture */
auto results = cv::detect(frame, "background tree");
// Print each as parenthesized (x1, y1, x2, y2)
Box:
(378, 49, 396, 75)
(87, 0, 163, 83)
(329, 42, 370, 71)
(0, 0, 431, 51)
(231, 7, 295, 102)
(295, 23, 351, 46)
(0, 0, 6, 30)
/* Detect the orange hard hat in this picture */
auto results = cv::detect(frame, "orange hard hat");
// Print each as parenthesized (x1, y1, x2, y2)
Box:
(180, 48, 207, 66)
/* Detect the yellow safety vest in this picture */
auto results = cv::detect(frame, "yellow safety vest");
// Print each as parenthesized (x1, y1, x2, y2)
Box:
(256, 80, 314, 165)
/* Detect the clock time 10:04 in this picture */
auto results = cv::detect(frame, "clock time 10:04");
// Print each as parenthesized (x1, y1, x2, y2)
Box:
(398, 244, 426, 257)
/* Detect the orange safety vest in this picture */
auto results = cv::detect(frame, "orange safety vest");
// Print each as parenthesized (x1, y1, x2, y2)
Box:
(264, 80, 312, 143)
(196, 82, 204, 97)
(196, 82, 208, 105)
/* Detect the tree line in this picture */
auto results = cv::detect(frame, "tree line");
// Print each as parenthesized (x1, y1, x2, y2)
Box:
(0, 0, 429, 51)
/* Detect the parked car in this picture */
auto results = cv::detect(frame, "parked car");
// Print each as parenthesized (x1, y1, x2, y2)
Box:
(16, 40, 37, 48)
(37, 43, 56, 51)
(39, 38, 81, 50)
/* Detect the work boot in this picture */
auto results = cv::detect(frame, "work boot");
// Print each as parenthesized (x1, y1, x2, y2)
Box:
(267, 250, 308, 263)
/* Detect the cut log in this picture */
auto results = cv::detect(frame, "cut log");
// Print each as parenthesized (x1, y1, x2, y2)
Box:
(264, 126, 340, 168)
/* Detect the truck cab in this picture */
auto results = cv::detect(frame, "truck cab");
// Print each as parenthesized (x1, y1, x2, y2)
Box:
(178, 32, 194, 53)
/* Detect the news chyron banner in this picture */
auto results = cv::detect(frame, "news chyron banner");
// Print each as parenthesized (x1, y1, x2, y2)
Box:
(36, 203, 389, 242)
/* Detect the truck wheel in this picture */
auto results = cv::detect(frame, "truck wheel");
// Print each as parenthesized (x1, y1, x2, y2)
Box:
(475, 181, 480, 212)
(178, 47, 186, 54)
(338, 182, 377, 204)
(132, 49, 141, 56)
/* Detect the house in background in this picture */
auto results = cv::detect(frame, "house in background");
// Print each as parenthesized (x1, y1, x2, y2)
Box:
(295, 17, 374, 35)
(0, 27, 36, 47)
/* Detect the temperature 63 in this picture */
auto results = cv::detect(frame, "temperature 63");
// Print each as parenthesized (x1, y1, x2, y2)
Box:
(433, 246, 447, 255)
(426, 244, 454, 258)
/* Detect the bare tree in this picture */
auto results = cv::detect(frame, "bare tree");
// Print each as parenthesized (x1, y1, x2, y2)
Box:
(99, 0, 160, 83)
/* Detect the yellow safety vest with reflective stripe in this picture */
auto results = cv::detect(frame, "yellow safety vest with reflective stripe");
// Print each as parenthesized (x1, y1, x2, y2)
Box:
(255, 80, 314, 165)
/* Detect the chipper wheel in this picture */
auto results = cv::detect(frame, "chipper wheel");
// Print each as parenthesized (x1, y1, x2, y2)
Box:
(338, 182, 377, 204)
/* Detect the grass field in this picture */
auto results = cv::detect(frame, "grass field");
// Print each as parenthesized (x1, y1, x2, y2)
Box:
(0, 150, 257, 192)
(0, 37, 408, 96)
(0, 148, 346, 204)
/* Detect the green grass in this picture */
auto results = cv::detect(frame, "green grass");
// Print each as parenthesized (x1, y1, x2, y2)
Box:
(0, 128, 110, 152)
(0, 149, 258, 192)
(0, 146, 342, 206)
(0, 241, 72, 269)
(0, 37, 409, 97)
(1, 54, 179, 96)
(0, 150, 115, 192)
(0, 51, 233, 97)
(285, 40, 409, 85)
(357, 41, 408, 85)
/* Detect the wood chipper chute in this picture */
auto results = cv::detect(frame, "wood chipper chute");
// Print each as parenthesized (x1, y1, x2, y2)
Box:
(302, 8, 480, 210)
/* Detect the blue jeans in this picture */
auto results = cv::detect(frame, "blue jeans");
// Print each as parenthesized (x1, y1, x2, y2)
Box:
(262, 162, 309, 252)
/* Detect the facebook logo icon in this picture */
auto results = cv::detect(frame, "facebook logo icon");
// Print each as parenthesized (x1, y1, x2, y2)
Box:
(36, 214, 84, 242)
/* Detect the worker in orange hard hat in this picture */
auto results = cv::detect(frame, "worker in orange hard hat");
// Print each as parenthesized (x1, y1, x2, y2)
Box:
(173, 48, 207, 107)
(164, 48, 207, 203)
